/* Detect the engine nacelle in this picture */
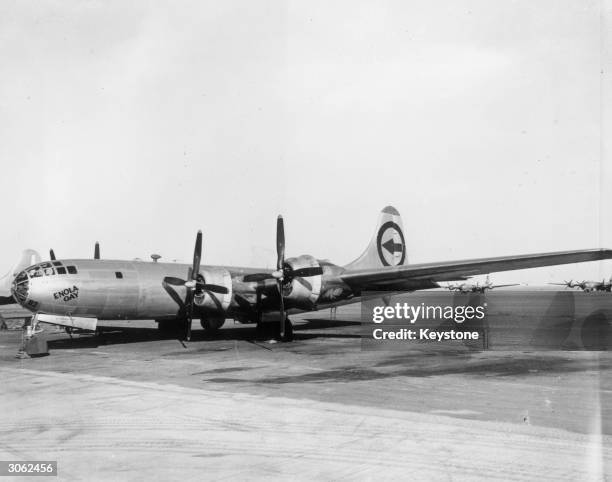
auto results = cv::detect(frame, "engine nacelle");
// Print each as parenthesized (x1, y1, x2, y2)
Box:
(193, 267, 233, 312)
(283, 255, 322, 309)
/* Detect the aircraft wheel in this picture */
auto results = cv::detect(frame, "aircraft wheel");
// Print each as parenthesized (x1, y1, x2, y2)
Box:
(200, 317, 225, 333)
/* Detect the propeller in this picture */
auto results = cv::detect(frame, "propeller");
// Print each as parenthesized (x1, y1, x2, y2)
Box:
(161, 231, 228, 341)
(549, 279, 575, 288)
(276, 216, 286, 338)
(243, 215, 323, 339)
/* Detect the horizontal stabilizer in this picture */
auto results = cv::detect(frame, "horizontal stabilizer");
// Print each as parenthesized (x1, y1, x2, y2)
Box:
(0, 249, 41, 297)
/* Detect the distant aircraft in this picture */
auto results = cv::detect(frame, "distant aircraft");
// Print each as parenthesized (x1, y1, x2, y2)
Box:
(549, 278, 612, 293)
(3, 206, 612, 342)
(446, 275, 519, 294)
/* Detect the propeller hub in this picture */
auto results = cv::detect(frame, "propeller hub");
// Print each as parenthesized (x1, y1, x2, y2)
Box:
(185, 280, 196, 289)
(271, 270, 284, 280)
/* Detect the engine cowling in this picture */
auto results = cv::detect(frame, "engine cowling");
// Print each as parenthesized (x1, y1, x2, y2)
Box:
(283, 255, 322, 309)
(193, 267, 233, 312)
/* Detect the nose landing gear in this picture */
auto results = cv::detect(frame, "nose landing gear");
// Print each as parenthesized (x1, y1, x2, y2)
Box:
(16, 315, 48, 358)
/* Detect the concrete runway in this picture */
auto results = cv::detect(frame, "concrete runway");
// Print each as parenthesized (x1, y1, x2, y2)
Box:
(1, 293, 612, 480)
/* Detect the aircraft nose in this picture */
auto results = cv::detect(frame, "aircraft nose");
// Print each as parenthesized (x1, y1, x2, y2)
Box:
(11, 270, 29, 305)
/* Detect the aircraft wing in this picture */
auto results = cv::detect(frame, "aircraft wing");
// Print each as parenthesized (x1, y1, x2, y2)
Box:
(340, 249, 612, 290)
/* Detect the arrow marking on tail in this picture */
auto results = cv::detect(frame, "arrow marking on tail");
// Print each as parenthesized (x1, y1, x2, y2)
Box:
(382, 239, 403, 255)
(376, 221, 406, 267)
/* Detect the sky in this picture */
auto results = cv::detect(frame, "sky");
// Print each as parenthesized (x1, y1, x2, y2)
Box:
(0, 0, 610, 284)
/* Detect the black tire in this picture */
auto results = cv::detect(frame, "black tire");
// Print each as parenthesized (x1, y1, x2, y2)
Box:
(200, 318, 225, 333)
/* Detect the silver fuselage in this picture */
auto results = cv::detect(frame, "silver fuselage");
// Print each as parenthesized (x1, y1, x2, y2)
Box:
(13, 259, 259, 320)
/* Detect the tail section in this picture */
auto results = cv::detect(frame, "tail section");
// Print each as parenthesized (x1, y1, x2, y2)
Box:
(344, 206, 407, 271)
(0, 249, 41, 297)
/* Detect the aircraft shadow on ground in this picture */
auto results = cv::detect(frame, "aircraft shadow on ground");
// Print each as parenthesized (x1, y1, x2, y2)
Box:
(45, 318, 363, 350)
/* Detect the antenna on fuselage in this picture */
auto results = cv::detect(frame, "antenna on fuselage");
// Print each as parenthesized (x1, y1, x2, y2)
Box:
(151, 254, 161, 263)
(94, 242, 100, 260)
(50, 249, 56, 261)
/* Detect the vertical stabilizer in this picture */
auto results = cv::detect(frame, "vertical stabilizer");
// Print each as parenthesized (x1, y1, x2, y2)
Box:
(0, 249, 41, 297)
(344, 206, 407, 271)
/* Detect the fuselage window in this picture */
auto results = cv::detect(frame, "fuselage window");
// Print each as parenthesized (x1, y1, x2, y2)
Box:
(56, 267, 67, 275)
(67, 266, 77, 274)
(115, 272, 123, 279)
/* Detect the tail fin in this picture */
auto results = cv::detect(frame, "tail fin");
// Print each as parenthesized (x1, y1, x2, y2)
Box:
(0, 249, 41, 296)
(344, 206, 407, 271)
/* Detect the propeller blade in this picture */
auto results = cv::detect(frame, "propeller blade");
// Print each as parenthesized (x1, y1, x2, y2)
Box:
(94, 242, 100, 260)
(234, 293, 256, 315)
(185, 316, 192, 340)
(185, 288, 194, 341)
(278, 279, 285, 338)
(276, 215, 285, 272)
(192, 230, 202, 281)
(163, 276, 187, 286)
(201, 289, 225, 312)
(291, 266, 324, 278)
(50, 249, 56, 261)
(295, 276, 312, 291)
(162, 280, 186, 311)
(243, 273, 274, 283)
(197, 282, 229, 294)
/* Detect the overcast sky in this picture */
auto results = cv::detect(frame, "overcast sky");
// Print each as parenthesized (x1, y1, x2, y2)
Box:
(0, 0, 610, 283)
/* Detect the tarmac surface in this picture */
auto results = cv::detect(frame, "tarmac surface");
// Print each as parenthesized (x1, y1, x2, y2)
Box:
(1, 291, 612, 480)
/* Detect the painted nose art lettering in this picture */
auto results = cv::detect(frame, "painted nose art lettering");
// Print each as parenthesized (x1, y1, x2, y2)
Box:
(53, 285, 79, 302)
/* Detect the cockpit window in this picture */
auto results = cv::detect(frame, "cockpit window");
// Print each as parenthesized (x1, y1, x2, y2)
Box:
(67, 266, 77, 274)
(56, 266, 66, 275)
(27, 267, 43, 278)
(44, 267, 55, 276)
(52, 261, 62, 267)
